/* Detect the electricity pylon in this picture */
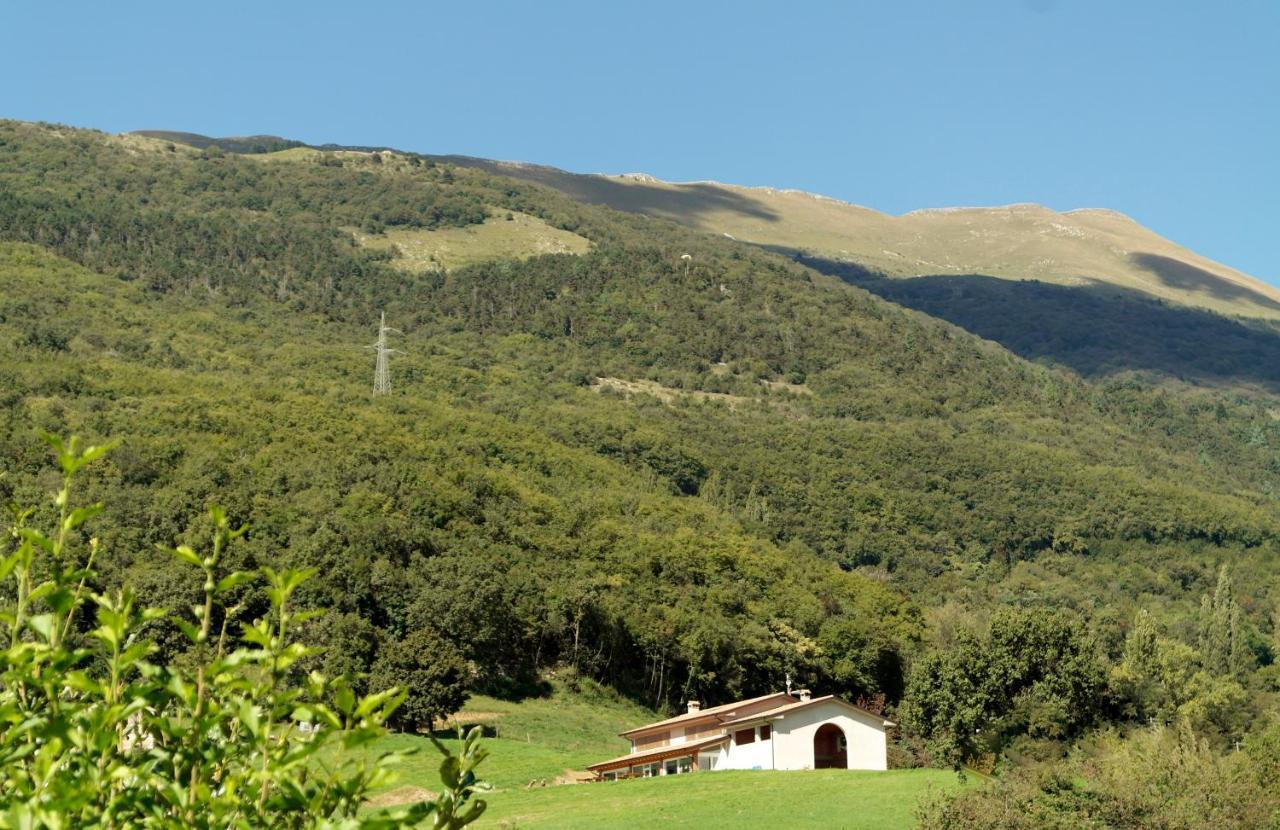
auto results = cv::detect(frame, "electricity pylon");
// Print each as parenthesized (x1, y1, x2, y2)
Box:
(371, 312, 402, 395)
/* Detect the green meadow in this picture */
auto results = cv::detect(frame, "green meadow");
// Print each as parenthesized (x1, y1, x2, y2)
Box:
(353, 681, 968, 828)
(482, 769, 967, 830)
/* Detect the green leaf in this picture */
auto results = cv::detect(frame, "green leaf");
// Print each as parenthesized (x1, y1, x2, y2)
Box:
(240, 622, 272, 649)
(46, 587, 76, 616)
(355, 687, 403, 720)
(0, 552, 22, 583)
(214, 570, 257, 596)
(27, 613, 55, 642)
(291, 609, 324, 626)
(335, 685, 356, 717)
(62, 503, 104, 532)
(174, 618, 201, 644)
(439, 755, 461, 790)
(77, 440, 119, 467)
(92, 623, 120, 649)
(455, 798, 488, 827)
(18, 529, 54, 554)
(120, 641, 155, 665)
(239, 699, 262, 738)
(27, 580, 58, 604)
(62, 671, 103, 696)
(167, 545, 202, 567)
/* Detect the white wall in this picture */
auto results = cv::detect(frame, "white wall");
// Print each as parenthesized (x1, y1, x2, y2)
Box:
(721, 729, 775, 770)
(772, 700, 888, 771)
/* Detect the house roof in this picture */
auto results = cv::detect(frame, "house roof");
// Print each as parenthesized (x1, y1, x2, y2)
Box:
(617, 692, 794, 737)
(717, 695, 897, 729)
(586, 734, 731, 772)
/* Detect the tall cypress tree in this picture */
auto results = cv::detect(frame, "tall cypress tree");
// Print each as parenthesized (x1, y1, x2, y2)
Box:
(1198, 565, 1250, 677)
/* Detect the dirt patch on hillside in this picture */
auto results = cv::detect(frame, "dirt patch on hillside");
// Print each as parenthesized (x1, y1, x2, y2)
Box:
(592, 377, 751, 408)
(555, 769, 597, 785)
(364, 786, 436, 809)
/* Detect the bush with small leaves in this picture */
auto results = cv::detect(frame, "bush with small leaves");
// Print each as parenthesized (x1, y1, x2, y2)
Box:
(0, 436, 490, 828)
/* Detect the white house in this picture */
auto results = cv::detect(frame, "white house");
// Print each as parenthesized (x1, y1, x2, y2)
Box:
(587, 690, 894, 779)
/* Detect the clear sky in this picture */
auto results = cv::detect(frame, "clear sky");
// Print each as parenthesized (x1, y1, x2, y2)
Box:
(5, 1, 1277, 283)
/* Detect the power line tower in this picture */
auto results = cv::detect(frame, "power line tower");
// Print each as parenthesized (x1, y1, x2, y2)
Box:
(371, 311, 402, 395)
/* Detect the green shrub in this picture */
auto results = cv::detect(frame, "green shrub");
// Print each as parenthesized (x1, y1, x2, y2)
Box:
(916, 724, 1280, 830)
(0, 435, 489, 828)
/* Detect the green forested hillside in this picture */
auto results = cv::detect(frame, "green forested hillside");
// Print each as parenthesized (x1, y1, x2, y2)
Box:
(0, 240, 920, 707)
(1, 119, 1278, 764)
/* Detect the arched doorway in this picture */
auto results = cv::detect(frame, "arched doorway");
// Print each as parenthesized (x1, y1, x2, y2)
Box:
(813, 723, 848, 769)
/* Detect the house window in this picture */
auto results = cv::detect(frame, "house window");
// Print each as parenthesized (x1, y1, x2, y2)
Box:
(734, 728, 755, 746)
(701, 754, 718, 771)
(665, 759, 678, 776)
(759, 725, 771, 741)
(678, 757, 692, 774)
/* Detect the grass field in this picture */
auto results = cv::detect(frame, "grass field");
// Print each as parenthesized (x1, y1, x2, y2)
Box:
(483, 768, 967, 830)
(351, 211, 592, 272)
(361, 680, 648, 791)
(351, 680, 968, 828)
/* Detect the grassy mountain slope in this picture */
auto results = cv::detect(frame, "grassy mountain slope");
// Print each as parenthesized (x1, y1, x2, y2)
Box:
(427, 159, 1280, 321)
(349, 211, 592, 271)
(2, 119, 1279, 728)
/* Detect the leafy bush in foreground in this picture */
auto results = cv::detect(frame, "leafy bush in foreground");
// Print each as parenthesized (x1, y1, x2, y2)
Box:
(0, 436, 488, 828)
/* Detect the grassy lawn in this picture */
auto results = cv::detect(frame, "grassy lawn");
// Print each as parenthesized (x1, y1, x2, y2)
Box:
(482, 769, 967, 829)
(356, 678, 651, 791)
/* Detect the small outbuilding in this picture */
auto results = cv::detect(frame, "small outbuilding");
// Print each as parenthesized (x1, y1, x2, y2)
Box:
(587, 690, 894, 779)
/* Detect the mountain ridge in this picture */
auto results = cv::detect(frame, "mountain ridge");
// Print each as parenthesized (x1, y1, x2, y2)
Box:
(410, 151, 1280, 321)
(125, 127, 1276, 322)
(116, 126, 1280, 390)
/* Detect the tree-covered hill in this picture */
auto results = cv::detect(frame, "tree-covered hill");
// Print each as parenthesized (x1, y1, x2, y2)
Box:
(1, 119, 1278, 740)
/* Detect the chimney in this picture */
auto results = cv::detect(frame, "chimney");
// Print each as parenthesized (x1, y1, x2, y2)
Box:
(687, 700, 701, 714)
(798, 689, 811, 703)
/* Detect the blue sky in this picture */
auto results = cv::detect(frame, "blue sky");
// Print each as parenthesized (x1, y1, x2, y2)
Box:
(5, 1, 1277, 283)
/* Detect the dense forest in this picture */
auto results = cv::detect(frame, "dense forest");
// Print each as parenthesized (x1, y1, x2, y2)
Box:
(1, 120, 1278, 797)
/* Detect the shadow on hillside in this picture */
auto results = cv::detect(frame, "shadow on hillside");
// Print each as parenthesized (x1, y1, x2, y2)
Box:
(1131, 252, 1280, 312)
(432, 155, 783, 226)
(430, 724, 499, 740)
(792, 252, 1280, 392)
